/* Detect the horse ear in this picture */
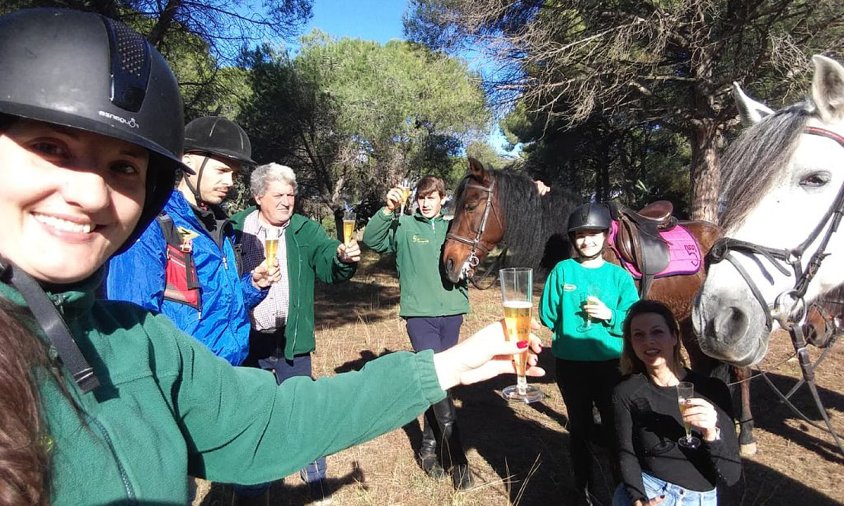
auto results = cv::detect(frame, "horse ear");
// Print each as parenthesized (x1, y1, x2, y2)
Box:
(811, 55, 844, 122)
(732, 82, 773, 126)
(468, 157, 489, 182)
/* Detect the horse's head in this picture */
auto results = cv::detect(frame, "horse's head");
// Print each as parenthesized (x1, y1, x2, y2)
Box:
(693, 55, 844, 366)
(442, 158, 505, 283)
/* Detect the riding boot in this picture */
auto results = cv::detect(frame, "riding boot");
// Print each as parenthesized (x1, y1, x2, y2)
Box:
(419, 407, 446, 478)
(431, 393, 474, 490)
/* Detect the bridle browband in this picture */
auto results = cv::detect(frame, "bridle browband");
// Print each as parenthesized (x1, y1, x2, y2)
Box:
(446, 178, 500, 271)
(707, 126, 844, 328)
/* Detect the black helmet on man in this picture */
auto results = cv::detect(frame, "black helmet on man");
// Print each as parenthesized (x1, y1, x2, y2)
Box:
(184, 116, 256, 166)
(0, 8, 188, 250)
(567, 203, 612, 234)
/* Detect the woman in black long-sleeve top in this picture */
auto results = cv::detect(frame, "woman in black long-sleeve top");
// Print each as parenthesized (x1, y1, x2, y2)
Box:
(612, 300, 742, 506)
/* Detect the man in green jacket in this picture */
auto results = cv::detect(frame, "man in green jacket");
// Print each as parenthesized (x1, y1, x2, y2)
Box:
(362, 175, 474, 490)
(231, 162, 359, 504)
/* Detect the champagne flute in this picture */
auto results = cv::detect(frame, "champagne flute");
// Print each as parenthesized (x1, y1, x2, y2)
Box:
(398, 178, 412, 215)
(342, 210, 356, 246)
(264, 227, 280, 269)
(677, 381, 701, 449)
(576, 285, 598, 332)
(499, 267, 544, 403)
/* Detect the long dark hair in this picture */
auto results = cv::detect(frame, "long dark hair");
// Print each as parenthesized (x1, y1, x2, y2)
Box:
(619, 299, 686, 375)
(0, 299, 51, 505)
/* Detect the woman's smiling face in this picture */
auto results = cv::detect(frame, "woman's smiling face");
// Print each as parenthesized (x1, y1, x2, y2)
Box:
(0, 119, 148, 284)
(629, 312, 679, 370)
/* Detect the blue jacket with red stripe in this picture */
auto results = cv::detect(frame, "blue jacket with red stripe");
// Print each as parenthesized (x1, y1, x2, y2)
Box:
(106, 190, 266, 365)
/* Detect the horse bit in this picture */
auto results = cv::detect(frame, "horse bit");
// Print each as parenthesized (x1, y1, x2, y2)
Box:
(445, 178, 499, 276)
(707, 126, 844, 329)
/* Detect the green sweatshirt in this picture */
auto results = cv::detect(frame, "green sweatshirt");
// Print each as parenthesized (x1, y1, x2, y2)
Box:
(539, 259, 639, 361)
(1, 276, 444, 505)
(362, 208, 468, 318)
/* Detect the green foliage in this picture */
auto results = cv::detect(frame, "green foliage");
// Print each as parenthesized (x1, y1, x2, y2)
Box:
(238, 33, 492, 225)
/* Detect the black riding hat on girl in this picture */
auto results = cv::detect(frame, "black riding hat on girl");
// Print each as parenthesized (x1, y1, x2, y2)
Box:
(567, 203, 612, 234)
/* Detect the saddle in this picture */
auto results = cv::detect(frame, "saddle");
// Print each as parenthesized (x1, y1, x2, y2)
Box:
(609, 201, 677, 297)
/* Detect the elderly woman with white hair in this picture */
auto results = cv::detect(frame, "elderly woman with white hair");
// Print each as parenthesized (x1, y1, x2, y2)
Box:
(231, 162, 360, 503)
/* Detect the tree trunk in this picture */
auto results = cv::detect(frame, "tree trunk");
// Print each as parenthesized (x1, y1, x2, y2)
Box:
(688, 123, 721, 223)
(147, 0, 182, 47)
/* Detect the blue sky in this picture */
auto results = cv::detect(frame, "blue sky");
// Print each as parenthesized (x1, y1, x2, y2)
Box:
(303, 0, 408, 43)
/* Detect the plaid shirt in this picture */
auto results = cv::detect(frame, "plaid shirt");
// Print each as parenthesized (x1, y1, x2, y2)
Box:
(241, 210, 290, 331)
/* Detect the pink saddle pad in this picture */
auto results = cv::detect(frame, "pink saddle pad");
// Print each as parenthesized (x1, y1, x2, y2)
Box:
(608, 221, 703, 279)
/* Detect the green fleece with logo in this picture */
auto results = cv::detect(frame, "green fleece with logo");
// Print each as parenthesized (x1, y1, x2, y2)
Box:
(362, 208, 468, 317)
(0, 276, 445, 505)
(539, 259, 639, 361)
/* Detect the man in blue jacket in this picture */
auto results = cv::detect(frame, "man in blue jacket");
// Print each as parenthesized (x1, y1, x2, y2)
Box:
(106, 116, 278, 366)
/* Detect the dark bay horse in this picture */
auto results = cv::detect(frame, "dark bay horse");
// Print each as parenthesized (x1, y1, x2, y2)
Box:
(443, 158, 757, 454)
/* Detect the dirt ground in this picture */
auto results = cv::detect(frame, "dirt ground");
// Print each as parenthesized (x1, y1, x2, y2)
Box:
(195, 251, 843, 505)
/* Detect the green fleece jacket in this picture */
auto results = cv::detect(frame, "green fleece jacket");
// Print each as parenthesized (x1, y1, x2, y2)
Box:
(231, 208, 356, 358)
(362, 207, 468, 318)
(1, 276, 444, 505)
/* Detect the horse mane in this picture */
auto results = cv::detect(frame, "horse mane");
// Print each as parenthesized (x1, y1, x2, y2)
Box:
(720, 103, 812, 229)
(483, 168, 582, 270)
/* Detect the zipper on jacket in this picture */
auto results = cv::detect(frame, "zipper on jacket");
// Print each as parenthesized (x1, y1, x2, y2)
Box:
(87, 414, 137, 503)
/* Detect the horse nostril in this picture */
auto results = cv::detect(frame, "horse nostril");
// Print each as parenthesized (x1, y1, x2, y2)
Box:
(713, 306, 749, 347)
(446, 258, 454, 273)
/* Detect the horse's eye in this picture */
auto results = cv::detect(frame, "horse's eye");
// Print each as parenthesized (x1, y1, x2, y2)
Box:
(800, 172, 831, 188)
(465, 202, 478, 211)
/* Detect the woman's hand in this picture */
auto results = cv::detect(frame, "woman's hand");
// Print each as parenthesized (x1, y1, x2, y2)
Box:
(681, 397, 720, 441)
(432, 319, 545, 391)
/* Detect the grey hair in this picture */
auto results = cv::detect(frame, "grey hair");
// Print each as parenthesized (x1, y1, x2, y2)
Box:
(250, 162, 298, 198)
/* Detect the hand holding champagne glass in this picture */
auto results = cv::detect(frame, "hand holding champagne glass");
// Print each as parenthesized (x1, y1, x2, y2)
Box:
(499, 267, 544, 403)
(264, 227, 280, 269)
(677, 381, 701, 449)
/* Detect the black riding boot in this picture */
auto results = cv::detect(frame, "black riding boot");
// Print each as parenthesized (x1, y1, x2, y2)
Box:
(419, 407, 445, 478)
(431, 393, 474, 490)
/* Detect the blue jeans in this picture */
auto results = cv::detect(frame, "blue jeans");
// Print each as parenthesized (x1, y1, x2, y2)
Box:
(612, 472, 717, 506)
(234, 331, 327, 497)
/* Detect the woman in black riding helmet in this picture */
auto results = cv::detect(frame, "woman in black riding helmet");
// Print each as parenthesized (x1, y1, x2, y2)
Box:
(0, 8, 544, 504)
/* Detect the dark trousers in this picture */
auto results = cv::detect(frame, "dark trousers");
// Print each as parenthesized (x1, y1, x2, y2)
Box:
(234, 328, 326, 497)
(556, 358, 622, 492)
(405, 315, 468, 470)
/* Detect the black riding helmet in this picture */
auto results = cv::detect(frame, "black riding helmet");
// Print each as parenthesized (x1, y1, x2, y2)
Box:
(568, 203, 612, 234)
(0, 8, 190, 252)
(184, 116, 255, 165)
(182, 116, 254, 206)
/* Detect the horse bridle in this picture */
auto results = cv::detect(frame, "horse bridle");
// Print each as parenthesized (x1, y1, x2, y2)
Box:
(707, 126, 844, 328)
(445, 178, 499, 271)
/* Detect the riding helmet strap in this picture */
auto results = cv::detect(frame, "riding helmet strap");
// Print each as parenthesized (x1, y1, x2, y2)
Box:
(0, 260, 100, 393)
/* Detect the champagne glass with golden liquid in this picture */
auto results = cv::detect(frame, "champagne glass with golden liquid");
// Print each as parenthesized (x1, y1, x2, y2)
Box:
(398, 178, 412, 215)
(264, 227, 280, 269)
(677, 381, 701, 449)
(499, 267, 544, 403)
(342, 210, 356, 246)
